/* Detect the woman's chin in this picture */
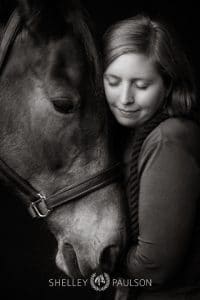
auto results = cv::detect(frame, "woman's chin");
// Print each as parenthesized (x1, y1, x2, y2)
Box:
(116, 116, 139, 128)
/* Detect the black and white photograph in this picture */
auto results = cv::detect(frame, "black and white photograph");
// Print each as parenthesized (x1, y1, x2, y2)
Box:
(0, 1, 200, 299)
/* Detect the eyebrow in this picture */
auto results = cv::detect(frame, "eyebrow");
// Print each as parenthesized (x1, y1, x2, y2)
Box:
(104, 73, 154, 82)
(104, 74, 119, 79)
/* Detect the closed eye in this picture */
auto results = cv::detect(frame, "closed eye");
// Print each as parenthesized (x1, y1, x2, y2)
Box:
(107, 81, 120, 87)
(135, 79, 152, 90)
(104, 74, 121, 87)
(135, 84, 148, 90)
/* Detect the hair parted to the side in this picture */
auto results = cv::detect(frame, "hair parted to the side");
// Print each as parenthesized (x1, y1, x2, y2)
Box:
(103, 14, 199, 120)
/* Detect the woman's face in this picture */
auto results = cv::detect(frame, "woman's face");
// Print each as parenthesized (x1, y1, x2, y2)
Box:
(103, 53, 166, 128)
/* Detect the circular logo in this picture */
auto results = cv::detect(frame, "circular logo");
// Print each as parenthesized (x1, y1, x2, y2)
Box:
(90, 272, 110, 292)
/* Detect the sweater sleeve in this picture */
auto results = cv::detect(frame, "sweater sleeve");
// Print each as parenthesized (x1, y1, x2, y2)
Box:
(126, 135, 200, 286)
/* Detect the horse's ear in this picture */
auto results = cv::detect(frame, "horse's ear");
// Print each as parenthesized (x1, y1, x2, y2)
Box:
(0, 0, 16, 24)
(16, 0, 81, 19)
(16, 0, 40, 19)
(16, 0, 82, 32)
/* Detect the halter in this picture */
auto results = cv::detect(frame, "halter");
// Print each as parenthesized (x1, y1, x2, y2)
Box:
(0, 10, 122, 218)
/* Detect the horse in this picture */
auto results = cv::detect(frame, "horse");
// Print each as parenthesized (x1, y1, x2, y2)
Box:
(0, 0, 127, 290)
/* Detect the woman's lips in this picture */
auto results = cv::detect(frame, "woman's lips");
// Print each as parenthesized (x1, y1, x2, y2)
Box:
(115, 107, 140, 117)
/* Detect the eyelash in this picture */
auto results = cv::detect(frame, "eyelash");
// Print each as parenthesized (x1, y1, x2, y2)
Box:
(105, 76, 150, 89)
(135, 84, 148, 90)
(107, 82, 149, 89)
(108, 82, 119, 87)
(105, 77, 121, 86)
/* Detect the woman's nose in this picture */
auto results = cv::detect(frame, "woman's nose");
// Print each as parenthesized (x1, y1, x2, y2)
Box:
(120, 83, 134, 105)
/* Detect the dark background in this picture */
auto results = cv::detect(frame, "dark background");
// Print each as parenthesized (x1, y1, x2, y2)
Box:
(0, 0, 200, 299)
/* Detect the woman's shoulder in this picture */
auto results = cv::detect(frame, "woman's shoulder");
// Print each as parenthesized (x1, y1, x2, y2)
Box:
(143, 117, 200, 151)
(123, 117, 200, 165)
(139, 117, 200, 170)
(136, 117, 200, 178)
(160, 117, 200, 140)
(123, 117, 200, 182)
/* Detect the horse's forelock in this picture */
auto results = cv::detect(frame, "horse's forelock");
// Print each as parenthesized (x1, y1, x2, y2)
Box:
(17, 0, 82, 36)
(16, 1, 103, 98)
(17, 0, 81, 17)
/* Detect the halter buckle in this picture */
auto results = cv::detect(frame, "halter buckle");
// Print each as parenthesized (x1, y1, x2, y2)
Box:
(29, 193, 50, 218)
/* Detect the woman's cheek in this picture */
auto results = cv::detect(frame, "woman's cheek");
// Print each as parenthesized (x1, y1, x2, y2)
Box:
(106, 90, 118, 104)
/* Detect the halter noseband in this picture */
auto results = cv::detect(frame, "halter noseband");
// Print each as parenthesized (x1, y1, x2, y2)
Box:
(0, 10, 122, 218)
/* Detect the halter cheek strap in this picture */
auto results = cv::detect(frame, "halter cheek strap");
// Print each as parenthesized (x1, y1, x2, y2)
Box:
(0, 157, 122, 218)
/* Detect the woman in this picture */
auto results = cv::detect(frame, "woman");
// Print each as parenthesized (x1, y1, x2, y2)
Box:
(103, 15, 200, 299)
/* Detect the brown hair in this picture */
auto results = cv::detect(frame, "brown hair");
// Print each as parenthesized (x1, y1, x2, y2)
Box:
(103, 14, 198, 119)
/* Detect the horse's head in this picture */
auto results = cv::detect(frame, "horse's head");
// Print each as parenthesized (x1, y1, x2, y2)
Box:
(0, 0, 127, 278)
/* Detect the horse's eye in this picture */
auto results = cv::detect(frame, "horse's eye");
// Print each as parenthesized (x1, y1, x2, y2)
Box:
(51, 99, 79, 114)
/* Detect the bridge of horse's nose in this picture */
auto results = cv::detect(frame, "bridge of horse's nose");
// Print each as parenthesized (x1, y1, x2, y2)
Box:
(99, 244, 121, 273)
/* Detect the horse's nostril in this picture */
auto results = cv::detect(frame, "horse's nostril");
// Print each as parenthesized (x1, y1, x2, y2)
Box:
(100, 245, 120, 273)
(62, 243, 82, 278)
(64, 242, 74, 251)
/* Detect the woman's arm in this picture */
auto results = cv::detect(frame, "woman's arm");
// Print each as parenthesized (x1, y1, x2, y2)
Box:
(126, 138, 200, 286)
